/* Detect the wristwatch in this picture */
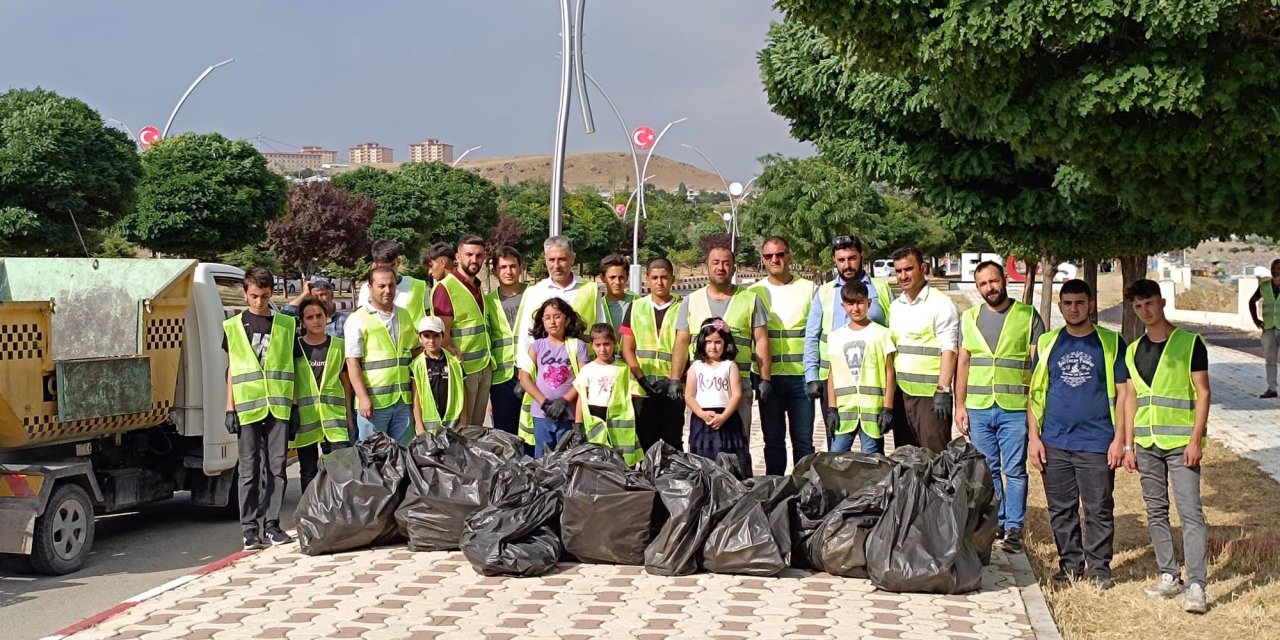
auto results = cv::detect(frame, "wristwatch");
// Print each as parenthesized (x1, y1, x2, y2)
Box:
(1121, 445, 1133, 453)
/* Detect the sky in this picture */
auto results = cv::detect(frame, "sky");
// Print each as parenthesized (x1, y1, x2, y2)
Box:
(0, 0, 811, 179)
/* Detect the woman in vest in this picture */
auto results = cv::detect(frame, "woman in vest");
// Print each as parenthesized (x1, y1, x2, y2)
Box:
(290, 297, 353, 494)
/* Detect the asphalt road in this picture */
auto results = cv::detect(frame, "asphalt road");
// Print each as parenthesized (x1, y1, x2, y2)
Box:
(1, 478, 302, 640)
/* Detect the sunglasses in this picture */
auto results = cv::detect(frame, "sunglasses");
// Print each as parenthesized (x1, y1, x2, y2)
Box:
(762, 251, 788, 261)
(833, 235, 858, 250)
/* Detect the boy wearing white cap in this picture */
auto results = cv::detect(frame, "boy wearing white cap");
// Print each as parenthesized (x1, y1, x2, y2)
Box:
(411, 315, 465, 435)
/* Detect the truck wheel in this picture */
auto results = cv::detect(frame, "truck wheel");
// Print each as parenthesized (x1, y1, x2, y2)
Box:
(30, 483, 95, 575)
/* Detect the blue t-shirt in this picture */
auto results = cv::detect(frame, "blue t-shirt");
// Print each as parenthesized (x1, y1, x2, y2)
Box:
(1035, 330, 1129, 454)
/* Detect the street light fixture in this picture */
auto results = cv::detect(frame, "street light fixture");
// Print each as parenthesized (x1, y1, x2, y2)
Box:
(681, 144, 756, 253)
(631, 117, 687, 291)
(162, 58, 234, 139)
(451, 145, 483, 168)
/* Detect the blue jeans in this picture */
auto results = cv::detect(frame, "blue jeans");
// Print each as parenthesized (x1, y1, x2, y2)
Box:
(533, 417, 574, 459)
(830, 428, 885, 455)
(967, 406, 1028, 531)
(356, 401, 413, 445)
(758, 374, 816, 475)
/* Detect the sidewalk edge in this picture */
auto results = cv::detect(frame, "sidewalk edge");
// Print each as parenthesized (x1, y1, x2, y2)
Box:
(1008, 551, 1063, 640)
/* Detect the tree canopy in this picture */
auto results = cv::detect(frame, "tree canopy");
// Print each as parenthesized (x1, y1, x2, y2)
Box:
(267, 182, 376, 278)
(498, 181, 626, 276)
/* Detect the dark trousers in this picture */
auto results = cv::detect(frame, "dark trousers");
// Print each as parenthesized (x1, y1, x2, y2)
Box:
(1042, 446, 1115, 578)
(490, 377, 522, 437)
(759, 374, 816, 475)
(637, 393, 686, 452)
(238, 415, 288, 533)
(892, 388, 952, 452)
(296, 440, 351, 495)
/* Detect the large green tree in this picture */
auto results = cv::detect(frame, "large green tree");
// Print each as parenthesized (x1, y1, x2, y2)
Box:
(498, 181, 626, 276)
(0, 88, 141, 255)
(120, 133, 286, 258)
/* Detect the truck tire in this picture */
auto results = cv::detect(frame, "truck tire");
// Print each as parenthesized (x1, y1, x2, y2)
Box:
(30, 483, 95, 575)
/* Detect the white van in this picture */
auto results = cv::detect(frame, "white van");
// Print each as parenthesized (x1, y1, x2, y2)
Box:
(871, 259, 894, 279)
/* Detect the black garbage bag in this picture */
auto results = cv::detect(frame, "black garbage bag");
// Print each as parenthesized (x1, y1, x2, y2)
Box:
(394, 430, 510, 551)
(460, 462, 563, 576)
(943, 439, 1000, 565)
(456, 425, 526, 459)
(702, 475, 805, 576)
(536, 428, 625, 495)
(642, 443, 745, 576)
(296, 432, 408, 555)
(865, 443, 984, 594)
(561, 459, 663, 565)
(790, 452, 896, 569)
(803, 483, 891, 577)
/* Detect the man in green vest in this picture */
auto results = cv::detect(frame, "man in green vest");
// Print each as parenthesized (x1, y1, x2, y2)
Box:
(1248, 258, 1280, 398)
(804, 235, 893, 440)
(223, 267, 296, 551)
(888, 246, 960, 453)
(290, 296, 353, 494)
(671, 239, 771, 474)
(1122, 278, 1211, 614)
(514, 235, 605, 374)
(601, 253, 639, 331)
(421, 241, 455, 315)
(345, 266, 417, 444)
(955, 260, 1044, 555)
(486, 246, 529, 439)
(410, 315, 466, 435)
(432, 234, 492, 428)
(750, 236, 818, 475)
(1028, 279, 1132, 590)
(357, 239, 428, 326)
(621, 256, 684, 450)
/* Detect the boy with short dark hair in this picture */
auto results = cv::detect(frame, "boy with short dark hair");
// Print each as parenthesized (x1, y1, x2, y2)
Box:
(824, 280, 896, 454)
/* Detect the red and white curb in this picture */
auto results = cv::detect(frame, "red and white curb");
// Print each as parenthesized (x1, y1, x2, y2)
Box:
(39, 548, 257, 640)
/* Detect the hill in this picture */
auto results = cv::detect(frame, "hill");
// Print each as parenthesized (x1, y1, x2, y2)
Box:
(456, 152, 726, 193)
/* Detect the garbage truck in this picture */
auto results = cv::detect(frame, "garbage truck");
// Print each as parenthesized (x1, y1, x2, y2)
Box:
(0, 258, 251, 574)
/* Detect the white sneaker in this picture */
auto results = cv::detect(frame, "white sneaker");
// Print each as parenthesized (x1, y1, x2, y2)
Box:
(1144, 573, 1185, 598)
(1183, 584, 1207, 614)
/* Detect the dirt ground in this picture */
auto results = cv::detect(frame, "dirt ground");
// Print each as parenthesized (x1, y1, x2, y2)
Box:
(1023, 439, 1280, 640)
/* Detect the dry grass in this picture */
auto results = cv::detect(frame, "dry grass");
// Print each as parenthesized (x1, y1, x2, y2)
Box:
(1176, 277, 1238, 313)
(1024, 439, 1280, 640)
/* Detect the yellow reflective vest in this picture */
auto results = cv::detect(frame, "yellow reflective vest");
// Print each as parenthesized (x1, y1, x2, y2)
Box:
(750, 276, 818, 377)
(485, 285, 527, 386)
(1029, 326, 1120, 429)
(961, 302, 1035, 411)
(574, 362, 643, 466)
(411, 351, 465, 434)
(352, 306, 416, 410)
(829, 324, 892, 439)
(224, 313, 296, 425)
(291, 337, 350, 448)
(685, 286, 759, 384)
(1261, 279, 1280, 331)
(437, 273, 492, 375)
(816, 276, 892, 380)
(629, 294, 682, 395)
(1126, 329, 1204, 450)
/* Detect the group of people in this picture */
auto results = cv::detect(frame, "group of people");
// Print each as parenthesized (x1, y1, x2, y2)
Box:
(222, 232, 1216, 613)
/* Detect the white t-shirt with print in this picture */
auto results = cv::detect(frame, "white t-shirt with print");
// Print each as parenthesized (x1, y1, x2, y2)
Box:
(826, 321, 896, 383)
(576, 361, 621, 408)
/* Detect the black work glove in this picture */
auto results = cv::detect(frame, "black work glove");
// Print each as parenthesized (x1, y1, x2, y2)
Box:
(573, 422, 585, 435)
(513, 384, 526, 401)
(544, 398, 570, 421)
(805, 380, 823, 400)
(638, 376, 657, 397)
(933, 391, 954, 425)
(757, 379, 773, 405)
(823, 406, 840, 432)
(666, 380, 683, 401)
(288, 409, 301, 440)
(224, 411, 240, 435)
(877, 408, 894, 434)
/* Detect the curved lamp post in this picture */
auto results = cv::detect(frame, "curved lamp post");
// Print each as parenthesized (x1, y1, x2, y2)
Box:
(451, 145, 483, 168)
(682, 144, 756, 253)
(632, 117, 686, 290)
(105, 118, 138, 150)
(162, 58, 234, 139)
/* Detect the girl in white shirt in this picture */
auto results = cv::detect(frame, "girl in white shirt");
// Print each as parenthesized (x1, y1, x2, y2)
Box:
(684, 317, 747, 471)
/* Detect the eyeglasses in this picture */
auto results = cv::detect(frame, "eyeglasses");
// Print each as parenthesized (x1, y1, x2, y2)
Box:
(762, 251, 787, 261)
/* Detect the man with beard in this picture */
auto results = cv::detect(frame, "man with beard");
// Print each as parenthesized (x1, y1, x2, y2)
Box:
(1028, 279, 1131, 589)
(486, 246, 529, 437)
(804, 235, 893, 440)
(433, 234, 493, 428)
(888, 246, 960, 452)
(955, 261, 1044, 554)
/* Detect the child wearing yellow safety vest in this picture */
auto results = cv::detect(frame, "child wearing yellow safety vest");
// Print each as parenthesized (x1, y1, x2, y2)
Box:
(573, 324, 643, 466)
(823, 281, 896, 455)
(290, 296, 353, 495)
(410, 316, 465, 436)
(518, 298, 590, 458)
(684, 318, 749, 472)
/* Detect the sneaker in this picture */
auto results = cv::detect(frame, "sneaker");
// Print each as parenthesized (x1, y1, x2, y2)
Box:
(1262, 390, 1278, 399)
(1001, 528, 1023, 554)
(1087, 575, 1115, 590)
(1050, 569, 1082, 587)
(263, 524, 294, 545)
(1183, 584, 1207, 614)
(1144, 574, 1186, 598)
(243, 530, 268, 551)
(995, 527, 1005, 542)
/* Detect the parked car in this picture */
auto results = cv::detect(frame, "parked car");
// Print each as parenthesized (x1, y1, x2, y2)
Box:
(872, 259, 894, 279)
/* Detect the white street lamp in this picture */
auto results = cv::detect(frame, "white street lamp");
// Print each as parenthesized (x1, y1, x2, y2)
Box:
(162, 58, 234, 139)
(632, 117, 686, 291)
(451, 145, 483, 168)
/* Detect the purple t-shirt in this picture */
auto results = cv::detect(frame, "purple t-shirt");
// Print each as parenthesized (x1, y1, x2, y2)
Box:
(529, 337, 589, 418)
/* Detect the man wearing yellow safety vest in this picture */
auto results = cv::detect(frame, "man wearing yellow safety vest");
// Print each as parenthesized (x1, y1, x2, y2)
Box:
(1248, 258, 1280, 398)
(421, 242, 455, 316)
(356, 239, 429, 326)
(1121, 279, 1211, 614)
(1028, 279, 1132, 590)
(804, 235, 893, 442)
(888, 246, 960, 452)
(222, 267, 296, 551)
(291, 296, 353, 495)
(750, 236, 819, 475)
(486, 247, 529, 439)
(432, 234, 492, 428)
(955, 261, 1045, 556)
(601, 253, 639, 332)
(344, 266, 418, 445)
(671, 239, 771, 474)
(410, 316, 466, 435)
(620, 257, 684, 450)
(514, 235, 606, 375)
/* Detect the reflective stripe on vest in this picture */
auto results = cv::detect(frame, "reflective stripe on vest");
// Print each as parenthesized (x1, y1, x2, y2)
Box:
(403, 276, 428, 327)
(817, 276, 892, 380)
(630, 295, 682, 395)
(1030, 327, 1119, 429)
(291, 337, 350, 448)
(485, 285, 527, 385)
(575, 362, 643, 466)
(749, 277, 816, 376)
(518, 337, 584, 446)
(961, 302, 1034, 411)
(1261, 279, 1280, 331)
(829, 326, 890, 439)
(224, 313, 296, 425)
(571, 283, 601, 326)
(1126, 328, 1203, 450)
(685, 287, 757, 382)
(411, 351, 466, 434)
(354, 307, 415, 409)
(439, 273, 493, 375)
(890, 302, 944, 398)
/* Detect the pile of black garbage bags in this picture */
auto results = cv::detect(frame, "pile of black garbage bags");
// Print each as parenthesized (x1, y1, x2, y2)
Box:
(294, 428, 999, 594)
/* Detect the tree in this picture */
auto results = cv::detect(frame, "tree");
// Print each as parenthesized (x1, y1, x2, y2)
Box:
(119, 133, 286, 259)
(219, 243, 280, 273)
(497, 181, 625, 275)
(0, 88, 141, 255)
(267, 182, 375, 279)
